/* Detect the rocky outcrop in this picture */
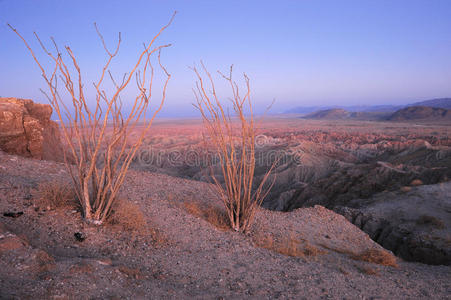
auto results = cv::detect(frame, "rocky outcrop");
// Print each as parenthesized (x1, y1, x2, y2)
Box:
(334, 182, 451, 266)
(0, 97, 62, 160)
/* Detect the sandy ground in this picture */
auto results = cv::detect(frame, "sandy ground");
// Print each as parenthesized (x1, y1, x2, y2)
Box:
(0, 150, 450, 299)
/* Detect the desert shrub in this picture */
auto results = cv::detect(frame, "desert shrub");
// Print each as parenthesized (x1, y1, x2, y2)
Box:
(183, 201, 230, 231)
(36, 181, 77, 210)
(109, 199, 168, 245)
(193, 63, 276, 233)
(356, 264, 379, 276)
(9, 13, 175, 224)
(320, 243, 398, 268)
(148, 227, 169, 247)
(117, 265, 143, 279)
(351, 249, 398, 267)
(253, 232, 325, 258)
(108, 199, 147, 233)
(416, 215, 445, 229)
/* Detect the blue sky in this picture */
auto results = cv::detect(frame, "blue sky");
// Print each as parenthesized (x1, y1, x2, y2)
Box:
(1, 0, 451, 116)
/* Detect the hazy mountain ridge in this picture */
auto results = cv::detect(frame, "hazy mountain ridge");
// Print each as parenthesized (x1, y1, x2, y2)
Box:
(388, 106, 451, 121)
(285, 105, 403, 114)
(303, 108, 350, 120)
(292, 98, 451, 122)
(303, 109, 390, 121)
(286, 98, 451, 115)
(408, 98, 451, 109)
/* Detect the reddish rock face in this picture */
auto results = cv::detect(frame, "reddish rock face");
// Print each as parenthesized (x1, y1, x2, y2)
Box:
(0, 97, 62, 160)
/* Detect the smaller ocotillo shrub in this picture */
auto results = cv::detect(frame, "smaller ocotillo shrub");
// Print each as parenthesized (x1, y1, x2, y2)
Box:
(192, 63, 276, 233)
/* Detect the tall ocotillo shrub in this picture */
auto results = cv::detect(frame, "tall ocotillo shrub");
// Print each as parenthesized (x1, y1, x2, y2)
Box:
(192, 63, 275, 232)
(9, 13, 176, 224)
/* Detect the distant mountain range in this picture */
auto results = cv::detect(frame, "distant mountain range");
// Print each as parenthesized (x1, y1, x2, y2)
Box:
(407, 98, 451, 109)
(293, 98, 451, 122)
(285, 98, 451, 114)
(387, 106, 451, 121)
(303, 109, 388, 121)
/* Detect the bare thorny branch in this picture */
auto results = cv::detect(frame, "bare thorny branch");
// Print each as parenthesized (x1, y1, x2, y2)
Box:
(8, 11, 176, 223)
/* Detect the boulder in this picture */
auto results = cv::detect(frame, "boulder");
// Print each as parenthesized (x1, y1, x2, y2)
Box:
(0, 97, 62, 160)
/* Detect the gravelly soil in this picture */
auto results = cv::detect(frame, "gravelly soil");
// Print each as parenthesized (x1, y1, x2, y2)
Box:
(0, 150, 450, 299)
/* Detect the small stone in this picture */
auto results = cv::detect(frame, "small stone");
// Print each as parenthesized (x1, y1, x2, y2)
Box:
(97, 258, 113, 266)
(74, 232, 86, 242)
(3, 211, 23, 218)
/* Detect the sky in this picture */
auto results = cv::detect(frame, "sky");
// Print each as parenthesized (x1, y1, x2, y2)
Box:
(1, 0, 451, 116)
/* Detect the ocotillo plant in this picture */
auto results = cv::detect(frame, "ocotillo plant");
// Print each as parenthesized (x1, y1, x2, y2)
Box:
(193, 63, 275, 232)
(9, 13, 176, 224)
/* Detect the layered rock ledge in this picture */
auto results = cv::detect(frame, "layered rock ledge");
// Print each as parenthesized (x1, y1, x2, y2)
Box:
(0, 97, 62, 160)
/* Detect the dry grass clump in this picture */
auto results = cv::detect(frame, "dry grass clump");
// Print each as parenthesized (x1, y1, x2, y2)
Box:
(416, 215, 445, 229)
(108, 199, 147, 233)
(36, 181, 77, 210)
(117, 265, 144, 279)
(356, 264, 380, 276)
(69, 261, 95, 275)
(253, 232, 325, 258)
(183, 201, 230, 231)
(148, 227, 170, 247)
(34, 250, 56, 275)
(338, 267, 350, 275)
(108, 199, 168, 245)
(318, 243, 398, 268)
(351, 249, 398, 267)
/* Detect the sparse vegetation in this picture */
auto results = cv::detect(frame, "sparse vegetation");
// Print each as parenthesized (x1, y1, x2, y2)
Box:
(192, 63, 276, 232)
(183, 201, 230, 231)
(356, 264, 380, 276)
(2, 2, 451, 298)
(9, 13, 175, 224)
(108, 198, 168, 245)
(117, 265, 143, 280)
(320, 244, 398, 267)
(351, 249, 398, 268)
(253, 231, 325, 258)
(36, 181, 77, 210)
(108, 199, 148, 233)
